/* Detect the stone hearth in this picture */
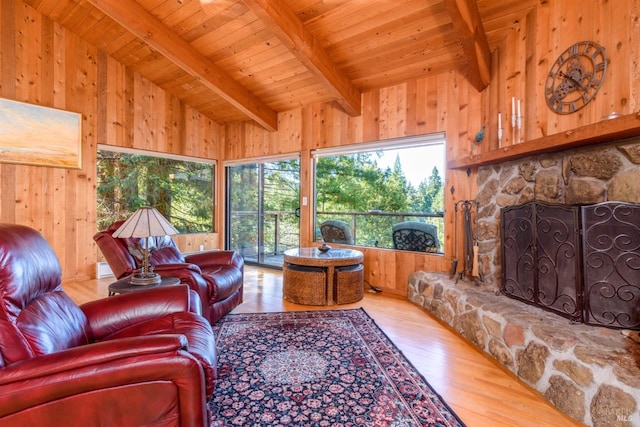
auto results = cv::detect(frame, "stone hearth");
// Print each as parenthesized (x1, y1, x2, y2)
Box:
(408, 272, 640, 426)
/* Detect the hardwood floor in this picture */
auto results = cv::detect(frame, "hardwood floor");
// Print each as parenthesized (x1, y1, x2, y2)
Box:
(64, 266, 584, 427)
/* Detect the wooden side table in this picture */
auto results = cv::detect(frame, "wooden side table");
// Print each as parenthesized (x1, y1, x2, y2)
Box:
(283, 248, 364, 305)
(108, 276, 181, 296)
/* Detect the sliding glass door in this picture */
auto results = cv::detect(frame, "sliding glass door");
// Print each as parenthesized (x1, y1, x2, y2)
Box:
(226, 158, 300, 268)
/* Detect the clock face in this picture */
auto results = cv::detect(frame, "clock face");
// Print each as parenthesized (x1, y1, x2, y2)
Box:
(545, 41, 607, 114)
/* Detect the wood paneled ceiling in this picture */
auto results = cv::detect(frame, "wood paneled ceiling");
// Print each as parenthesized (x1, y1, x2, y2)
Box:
(25, 0, 536, 131)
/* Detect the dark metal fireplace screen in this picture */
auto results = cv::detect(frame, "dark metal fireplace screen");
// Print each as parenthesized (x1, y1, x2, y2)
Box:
(501, 201, 640, 330)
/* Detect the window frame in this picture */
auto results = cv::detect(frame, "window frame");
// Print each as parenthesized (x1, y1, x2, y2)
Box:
(96, 144, 216, 234)
(311, 133, 446, 252)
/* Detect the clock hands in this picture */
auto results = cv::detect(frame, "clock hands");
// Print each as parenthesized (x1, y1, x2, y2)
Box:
(558, 70, 588, 93)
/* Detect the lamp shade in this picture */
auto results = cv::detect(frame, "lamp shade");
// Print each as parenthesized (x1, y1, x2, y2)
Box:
(112, 206, 178, 238)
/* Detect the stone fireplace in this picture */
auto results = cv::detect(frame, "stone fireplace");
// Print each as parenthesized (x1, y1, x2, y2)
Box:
(409, 136, 640, 426)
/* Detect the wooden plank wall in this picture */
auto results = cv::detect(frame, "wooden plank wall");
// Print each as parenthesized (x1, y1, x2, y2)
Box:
(1, 0, 639, 293)
(480, 0, 640, 152)
(0, 1, 98, 280)
(96, 50, 224, 255)
(0, 1, 222, 281)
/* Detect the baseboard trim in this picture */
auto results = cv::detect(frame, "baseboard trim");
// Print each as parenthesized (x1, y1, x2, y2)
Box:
(96, 262, 114, 279)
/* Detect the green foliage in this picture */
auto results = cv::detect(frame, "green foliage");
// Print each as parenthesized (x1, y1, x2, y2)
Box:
(228, 160, 301, 257)
(263, 159, 300, 212)
(315, 151, 444, 249)
(316, 153, 443, 214)
(96, 151, 213, 233)
(315, 153, 381, 212)
(412, 167, 444, 213)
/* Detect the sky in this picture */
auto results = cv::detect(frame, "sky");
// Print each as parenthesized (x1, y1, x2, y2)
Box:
(375, 144, 445, 187)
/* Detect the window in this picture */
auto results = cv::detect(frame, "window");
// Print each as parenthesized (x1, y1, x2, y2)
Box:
(313, 134, 445, 252)
(97, 146, 214, 233)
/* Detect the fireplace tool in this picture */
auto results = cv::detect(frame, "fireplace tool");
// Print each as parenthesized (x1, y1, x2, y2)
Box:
(463, 201, 473, 281)
(449, 201, 459, 278)
(456, 200, 479, 283)
(455, 200, 471, 282)
(472, 200, 483, 284)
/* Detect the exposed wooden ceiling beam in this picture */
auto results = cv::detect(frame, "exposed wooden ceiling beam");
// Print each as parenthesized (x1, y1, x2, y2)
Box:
(243, 0, 362, 117)
(444, 0, 492, 91)
(87, 0, 278, 131)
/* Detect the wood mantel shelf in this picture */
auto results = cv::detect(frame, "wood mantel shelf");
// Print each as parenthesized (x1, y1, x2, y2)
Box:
(448, 112, 640, 170)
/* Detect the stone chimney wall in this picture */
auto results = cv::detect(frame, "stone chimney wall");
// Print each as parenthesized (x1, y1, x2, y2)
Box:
(474, 136, 640, 289)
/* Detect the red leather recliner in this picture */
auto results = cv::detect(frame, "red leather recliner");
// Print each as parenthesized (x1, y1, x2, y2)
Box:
(94, 221, 244, 324)
(0, 223, 216, 426)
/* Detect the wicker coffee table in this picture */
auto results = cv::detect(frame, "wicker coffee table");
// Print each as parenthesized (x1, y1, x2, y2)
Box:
(283, 247, 364, 305)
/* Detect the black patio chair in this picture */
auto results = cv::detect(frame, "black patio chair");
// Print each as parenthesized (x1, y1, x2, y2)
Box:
(392, 221, 439, 252)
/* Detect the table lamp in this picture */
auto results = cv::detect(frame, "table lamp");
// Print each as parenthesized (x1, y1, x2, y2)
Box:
(112, 206, 178, 285)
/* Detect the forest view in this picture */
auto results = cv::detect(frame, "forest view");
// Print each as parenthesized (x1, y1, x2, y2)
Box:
(98, 143, 444, 259)
(315, 150, 444, 249)
(228, 160, 301, 260)
(228, 145, 445, 261)
(97, 149, 214, 233)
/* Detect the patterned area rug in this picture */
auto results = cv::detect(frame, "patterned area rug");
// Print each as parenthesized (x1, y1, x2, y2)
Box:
(209, 309, 465, 426)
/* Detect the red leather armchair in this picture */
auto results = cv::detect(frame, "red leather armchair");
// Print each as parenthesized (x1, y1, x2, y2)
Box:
(0, 223, 216, 426)
(94, 221, 244, 324)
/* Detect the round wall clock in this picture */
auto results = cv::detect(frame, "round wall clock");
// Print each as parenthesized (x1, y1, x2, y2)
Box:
(545, 41, 607, 114)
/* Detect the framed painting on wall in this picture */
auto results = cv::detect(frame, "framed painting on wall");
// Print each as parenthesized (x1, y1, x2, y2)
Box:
(0, 98, 82, 169)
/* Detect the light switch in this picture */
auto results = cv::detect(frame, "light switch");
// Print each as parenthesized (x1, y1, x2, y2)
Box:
(302, 196, 308, 206)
